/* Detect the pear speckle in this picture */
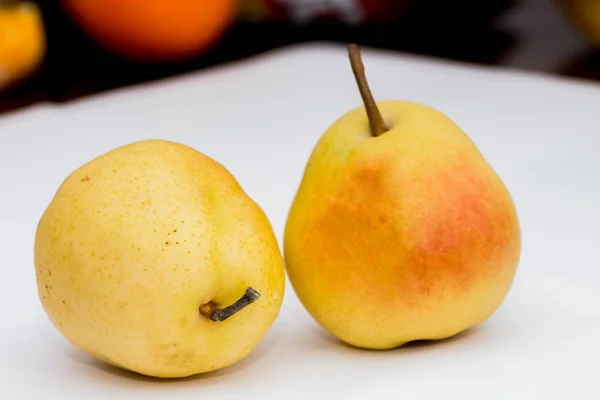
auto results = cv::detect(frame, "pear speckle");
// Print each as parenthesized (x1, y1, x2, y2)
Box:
(34, 140, 285, 378)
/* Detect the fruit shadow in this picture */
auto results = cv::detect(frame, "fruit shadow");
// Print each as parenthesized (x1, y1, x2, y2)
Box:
(306, 323, 483, 355)
(67, 332, 281, 384)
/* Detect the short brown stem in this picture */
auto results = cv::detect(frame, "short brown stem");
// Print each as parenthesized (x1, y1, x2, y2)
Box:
(348, 43, 389, 137)
(199, 287, 260, 322)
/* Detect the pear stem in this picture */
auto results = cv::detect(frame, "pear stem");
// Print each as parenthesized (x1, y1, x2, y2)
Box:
(199, 287, 260, 322)
(348, 44, 389, 137)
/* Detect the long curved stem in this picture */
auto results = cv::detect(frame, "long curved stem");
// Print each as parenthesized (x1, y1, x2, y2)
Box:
(348, 44, 389, 137)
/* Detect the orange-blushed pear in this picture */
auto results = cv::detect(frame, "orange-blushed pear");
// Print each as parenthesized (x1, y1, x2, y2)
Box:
(283, 44, 521, 350)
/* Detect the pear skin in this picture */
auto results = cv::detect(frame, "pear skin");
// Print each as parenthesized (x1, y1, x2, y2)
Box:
(34, 140, 285, 378)
(284, 45, 520, 350)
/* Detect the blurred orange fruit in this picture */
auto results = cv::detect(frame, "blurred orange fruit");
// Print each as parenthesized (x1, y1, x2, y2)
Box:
(61, 0, 239, 62)
(0, 1, 45, 91)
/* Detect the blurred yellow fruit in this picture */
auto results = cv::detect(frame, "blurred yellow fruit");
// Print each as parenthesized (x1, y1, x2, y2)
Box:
(558, 0, 600, 46)
(0, 1, 45, 91)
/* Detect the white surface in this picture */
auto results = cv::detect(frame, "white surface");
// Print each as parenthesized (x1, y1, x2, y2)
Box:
(1, 43, 599, 399)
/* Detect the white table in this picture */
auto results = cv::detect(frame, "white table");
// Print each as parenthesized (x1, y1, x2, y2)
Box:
(1, 43, 599, 399)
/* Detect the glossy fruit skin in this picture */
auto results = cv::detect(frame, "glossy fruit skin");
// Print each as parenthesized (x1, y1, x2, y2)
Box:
(61, 0, 238, 62)
(284, 101, 521, 349)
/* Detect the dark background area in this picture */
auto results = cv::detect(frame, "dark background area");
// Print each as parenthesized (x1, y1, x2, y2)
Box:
(1, 0, 599, 115)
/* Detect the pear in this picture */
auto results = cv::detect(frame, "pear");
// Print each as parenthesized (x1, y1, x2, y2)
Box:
(34, 140, 285, 378)
(284, 45, 521, 350)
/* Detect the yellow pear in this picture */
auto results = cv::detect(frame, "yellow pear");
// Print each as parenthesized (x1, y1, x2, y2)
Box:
(34, 140, 285, 378)
(284, 45, 521, 350)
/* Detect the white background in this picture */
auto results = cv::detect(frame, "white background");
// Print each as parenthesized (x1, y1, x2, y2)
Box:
(0, 44, 599, 399)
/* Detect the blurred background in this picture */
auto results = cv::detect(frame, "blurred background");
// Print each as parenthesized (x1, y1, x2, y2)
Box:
(2, 0, 600, 116)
